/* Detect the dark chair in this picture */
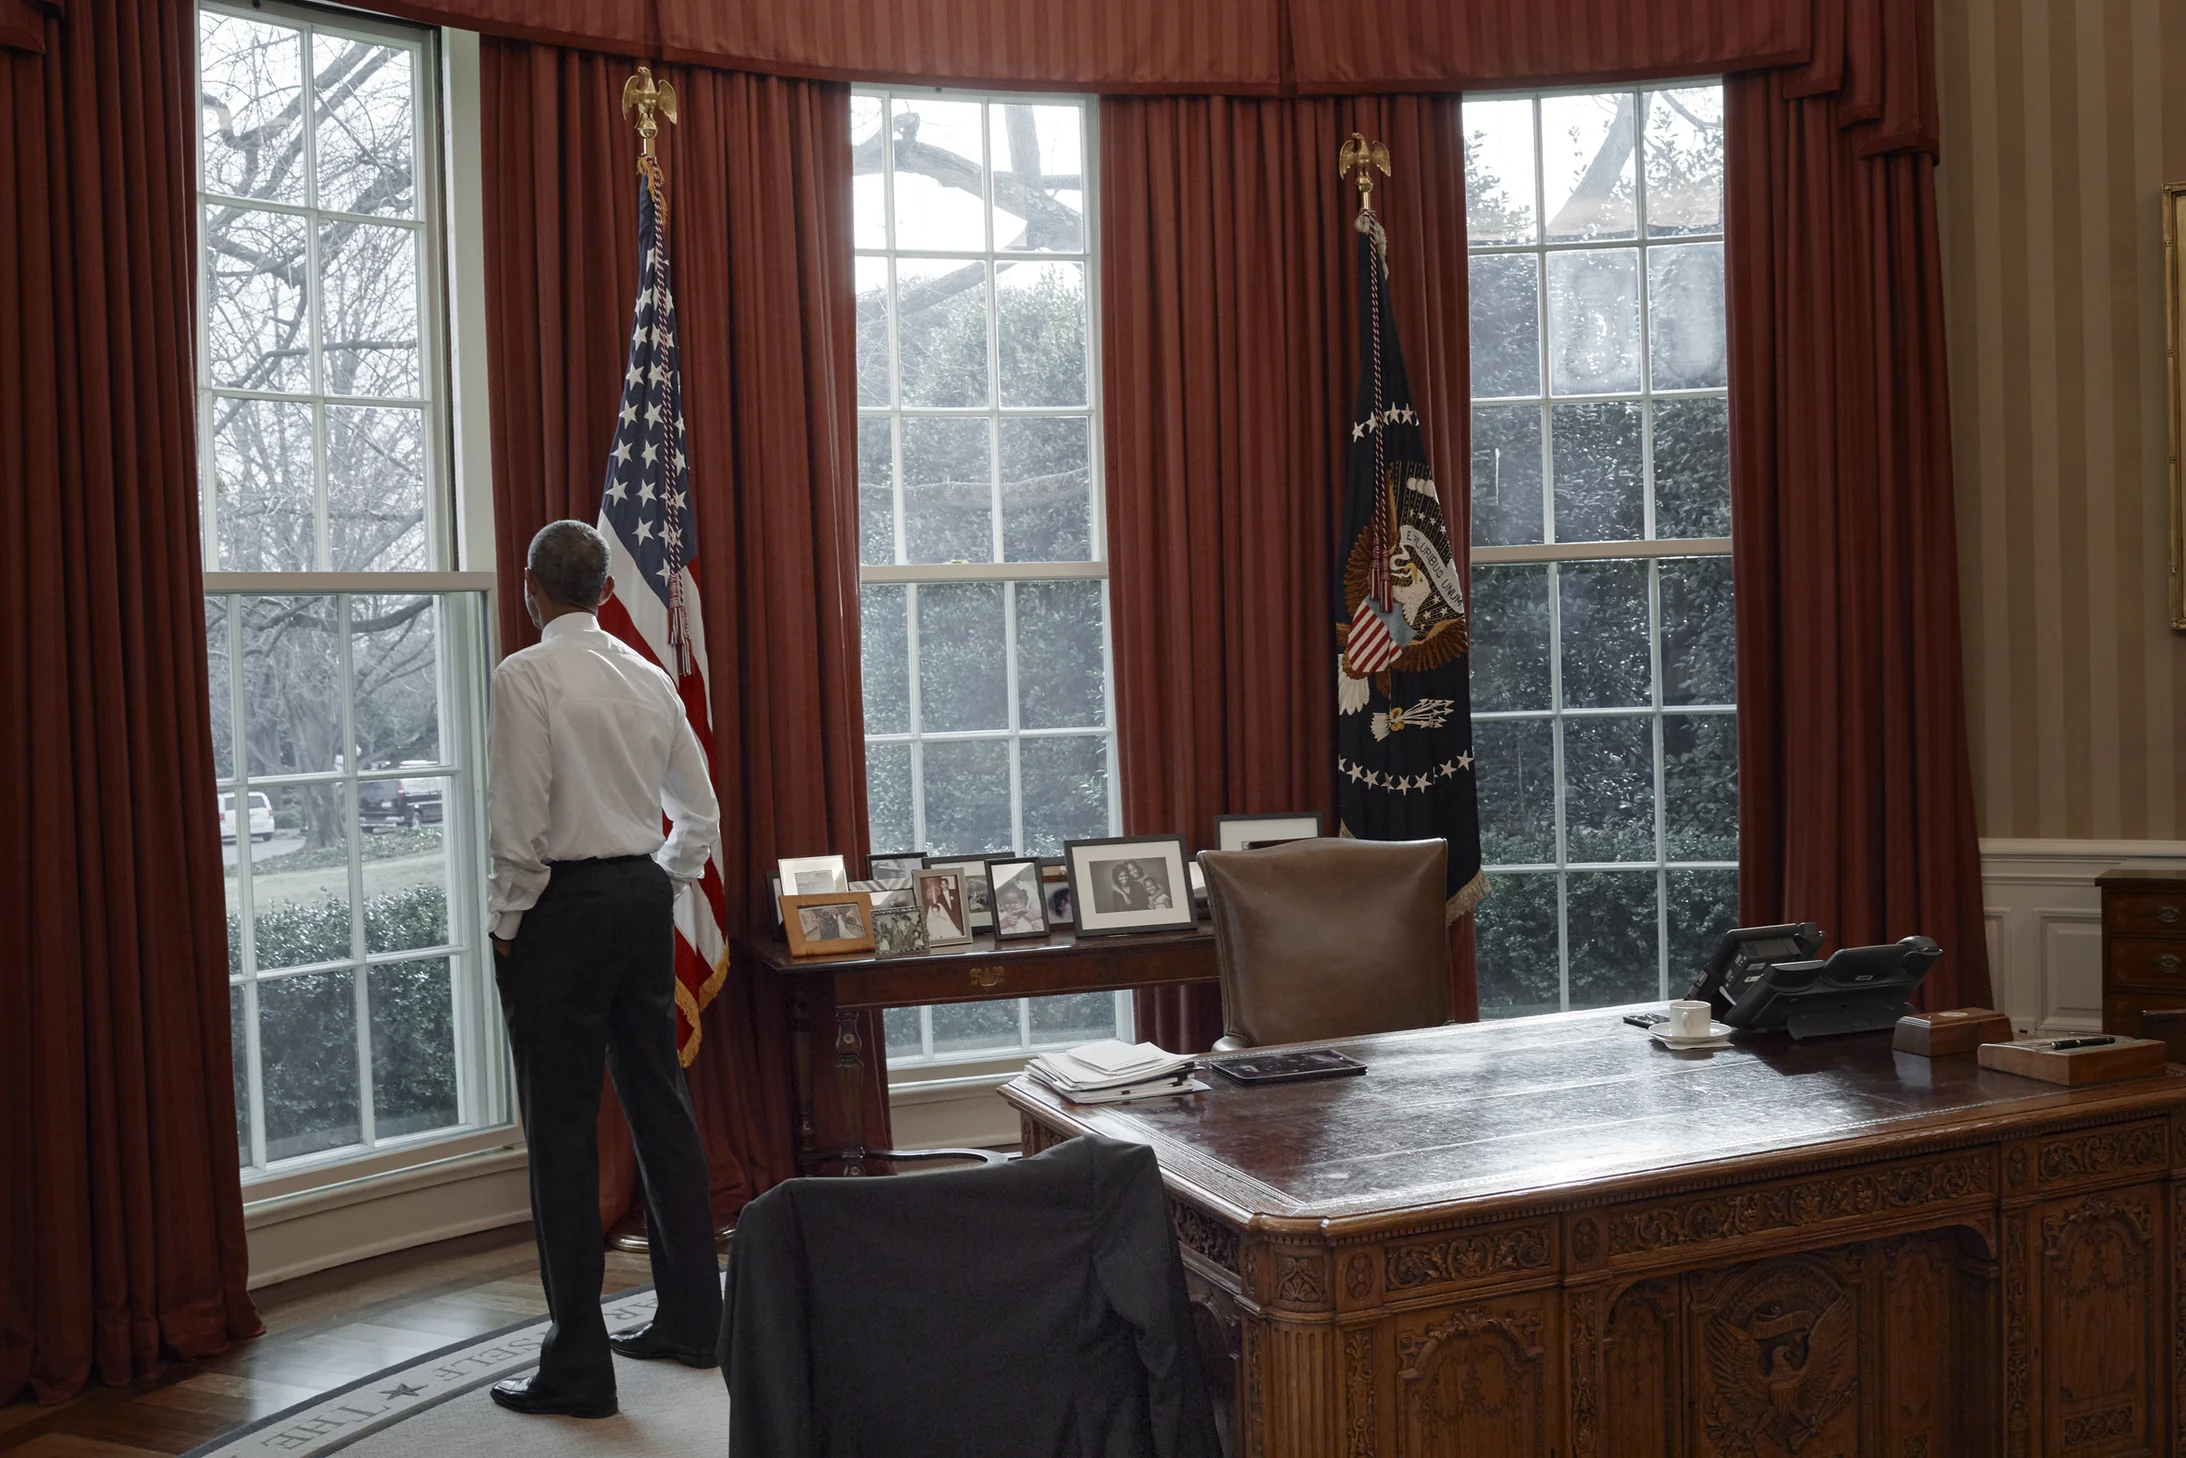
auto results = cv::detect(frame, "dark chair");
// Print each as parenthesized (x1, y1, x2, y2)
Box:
(721, 1132, 1223, 1458)
(1198, 836, 1451, 1051)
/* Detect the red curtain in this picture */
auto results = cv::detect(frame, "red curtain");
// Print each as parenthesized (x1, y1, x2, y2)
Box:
(1100, 95, 1477, 1052)
(0, 0, 262, 1407)
(1726, 4, 1988, 1007)
(479, 43, 889, 1228)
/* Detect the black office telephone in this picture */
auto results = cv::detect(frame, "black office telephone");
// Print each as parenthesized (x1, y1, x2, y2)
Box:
(1686, 922, 1825, 1019)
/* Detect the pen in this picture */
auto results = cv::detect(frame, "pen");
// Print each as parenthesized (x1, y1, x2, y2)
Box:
(2024, 1035, 2117, 1051)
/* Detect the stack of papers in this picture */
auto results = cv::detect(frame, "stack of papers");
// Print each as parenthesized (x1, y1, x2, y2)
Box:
(1026, 1039, 1202, 1105)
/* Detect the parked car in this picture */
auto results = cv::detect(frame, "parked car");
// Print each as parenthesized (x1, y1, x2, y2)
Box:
(359, 768, 444, 831)
(219, 790, 275, 844)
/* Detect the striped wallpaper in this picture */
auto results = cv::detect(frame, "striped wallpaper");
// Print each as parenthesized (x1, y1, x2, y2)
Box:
(1937, 0, 2186, 839)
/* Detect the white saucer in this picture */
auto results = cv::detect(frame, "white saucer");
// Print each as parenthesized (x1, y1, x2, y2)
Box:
(1650, 1021, 1733, 1048)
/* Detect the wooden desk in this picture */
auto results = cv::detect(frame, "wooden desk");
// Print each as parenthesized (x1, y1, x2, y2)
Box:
(1003, 1006, 2186, 1458)
(734, 924, 1216, 1174)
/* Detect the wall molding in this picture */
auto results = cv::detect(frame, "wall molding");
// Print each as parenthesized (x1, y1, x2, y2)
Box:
(244, 1144, 530, 1289)
(1980, 839, 2186, 1036)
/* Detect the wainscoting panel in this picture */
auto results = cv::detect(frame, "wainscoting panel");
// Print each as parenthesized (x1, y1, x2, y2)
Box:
(1979, 839, 2186, 1034)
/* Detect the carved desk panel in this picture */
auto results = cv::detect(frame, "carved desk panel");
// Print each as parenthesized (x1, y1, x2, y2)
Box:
(1004, 1007, 2186, 1457)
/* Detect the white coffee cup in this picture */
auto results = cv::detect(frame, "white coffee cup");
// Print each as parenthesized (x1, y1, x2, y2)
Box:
(1666, 1000, 1714, 1039)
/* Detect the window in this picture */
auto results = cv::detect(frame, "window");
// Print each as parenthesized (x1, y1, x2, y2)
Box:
(197, 1, 504, 1177)
(1461, 84, 1738, 1016)
(850, 89, 1128, 1066)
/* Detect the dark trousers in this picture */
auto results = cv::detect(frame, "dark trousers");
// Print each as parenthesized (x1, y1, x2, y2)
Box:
(496, 855, 720, 1398)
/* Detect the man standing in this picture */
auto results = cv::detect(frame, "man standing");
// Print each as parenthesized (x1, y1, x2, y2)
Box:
(486, 520, 723, 1419)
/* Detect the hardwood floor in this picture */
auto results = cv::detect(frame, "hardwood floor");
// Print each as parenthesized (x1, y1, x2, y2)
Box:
(0, 1226, 655, 1457)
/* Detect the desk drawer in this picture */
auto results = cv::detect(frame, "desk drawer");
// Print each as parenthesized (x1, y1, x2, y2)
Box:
(2106, 890, 2186, 935)
(2109, 937, 2186, 990)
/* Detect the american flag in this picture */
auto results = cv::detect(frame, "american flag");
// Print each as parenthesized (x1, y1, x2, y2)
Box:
(596, 157, 728, 1065)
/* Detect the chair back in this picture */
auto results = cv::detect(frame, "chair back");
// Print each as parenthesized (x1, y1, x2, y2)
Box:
(1198, 837, 1451, 1050)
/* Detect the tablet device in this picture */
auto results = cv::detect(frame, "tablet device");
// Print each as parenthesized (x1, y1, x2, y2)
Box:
(1206, 1048, 1366, 1084)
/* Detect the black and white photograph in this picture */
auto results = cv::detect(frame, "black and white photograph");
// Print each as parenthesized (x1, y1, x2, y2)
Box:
(1212, 813, 1322, 853)
(777, 853, 849, 897)
(1044, 880, 1075, 927)
(780, 891, 876, 958)
(1064, 836, 1196, 937)
(912, 868, 973, 947)
(866, 850, 928, 882)
(926, 856, 996, 931)
(870, 904, 929, 959)
(985, 857, 1048, 940)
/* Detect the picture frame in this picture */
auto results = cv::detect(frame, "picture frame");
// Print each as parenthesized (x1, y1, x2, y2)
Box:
(870, 902, 929, 959)
(1040, 858, 1074, 927)
(777, 853, 850, 898)
(1212, 812, 1323, 852)
(984, 856, 1049, 941)
(911, 867, 975, 947)
(867, 850, 928, 882)
(1064, 835, 1197, 937)
(926, 855, 998, 932)
(781, 890, 876, 958)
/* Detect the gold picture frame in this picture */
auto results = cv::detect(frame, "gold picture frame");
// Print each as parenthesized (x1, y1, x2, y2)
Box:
(2165, 183, 2186, 628)
(781, 891, 876, 958)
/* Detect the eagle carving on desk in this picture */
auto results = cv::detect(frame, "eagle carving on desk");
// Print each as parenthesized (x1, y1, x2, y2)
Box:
(1701, 1280, 1855, 1454)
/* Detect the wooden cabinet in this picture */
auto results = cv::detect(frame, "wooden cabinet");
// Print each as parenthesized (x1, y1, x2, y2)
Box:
(2099, 861, 2186, 1054)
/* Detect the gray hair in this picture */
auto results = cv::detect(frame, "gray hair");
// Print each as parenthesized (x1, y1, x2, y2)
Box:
(527, 520, 610, 608)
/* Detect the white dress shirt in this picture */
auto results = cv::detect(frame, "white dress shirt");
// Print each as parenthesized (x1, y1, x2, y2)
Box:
(488, 612, 722, 940)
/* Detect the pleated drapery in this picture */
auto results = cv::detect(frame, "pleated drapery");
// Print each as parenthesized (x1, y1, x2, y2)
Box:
(0, 0, 262, 1407)
(479, 45, 889, 1228)
(1100, 95, 1478, 1052)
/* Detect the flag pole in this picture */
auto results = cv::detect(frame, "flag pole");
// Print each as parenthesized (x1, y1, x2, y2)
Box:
(1338, 131, 1390, 215)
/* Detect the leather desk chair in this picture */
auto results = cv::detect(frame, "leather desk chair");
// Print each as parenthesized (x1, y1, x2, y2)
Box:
(1198, 837, 1452, 1052)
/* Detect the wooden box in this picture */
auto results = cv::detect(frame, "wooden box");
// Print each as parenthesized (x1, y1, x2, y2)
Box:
(1893, 1007, 2015, 1057)
(1976, 1036, 2169, 1086)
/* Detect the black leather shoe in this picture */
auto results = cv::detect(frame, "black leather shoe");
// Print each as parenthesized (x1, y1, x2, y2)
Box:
(488, 1376, 618, 1419)
(608, 1322, 718, 1368)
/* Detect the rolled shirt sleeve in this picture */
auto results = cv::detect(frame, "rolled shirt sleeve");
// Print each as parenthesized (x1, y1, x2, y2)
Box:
(487, 659, 554, 940)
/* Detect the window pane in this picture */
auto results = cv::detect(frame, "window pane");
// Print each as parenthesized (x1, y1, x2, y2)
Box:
(859, 583, 910, 735)
(351, 592, 440, 766)
(859, 414, 897, 565)
(1647, 243, 1726, 390)
(891, 98, 987, 252)
(865, 741, 915, 853)
(902, 415, 993, 563)
(990, 103, 1083, 252)
(258, 969, 361, 1160)
(1652, 397, 1729, 539)
(851, 96, 887, 250)
(1020, 735, 1108, 856)
(1642, 87, 1724, 238)
(1663, 715, 1737, 861)
(251, 782, 353, 970)
(1541, 93, 1637, 241)
(921, 738, 1012, 856)
(205, 207, 311, 393)
(242, 594, 342, 775)
(313, 38, 415, 218)
(856, 256, 892, 407)
(1550, 401, 1642, 543)
(199, 13, 306, 206)
(1468, 254, 1540, 398)
(1474, 717, 1554, 864)
(1566, 870, 1658, 1008)
(211, 397, 317, 572)
(883, 1006, 922, 1058)
(1659, 557, 1735, 705)
(896, 258, 990, 407)
(206, 597, 235, 779)
(320, 221, 419, 398)
(369, 958, 457, 1137)
(1463, 98, 1537, 245)
(996, 261, 1087, 407)
(917, 582, 1006, 732)
(1546, 249, 1640, 396)
(1667, 868, 1739, 978)
(1000, 416, 1091, 561)
(1557, 560, 1651, 709)
(231, 985, 252, 1165)
(930, 999, 1020, 1056)
(1476, 871, 1559, 1017)
(1470, 405, 1544, 548)
(1470, 565, 1552, 712)
(1562, 716, 1655, 862)
(327, 406, 426, 571)
(361, 776, 448, 954)
(1015, 580, 1104, 729)
(1029, 992, 1115, 1047)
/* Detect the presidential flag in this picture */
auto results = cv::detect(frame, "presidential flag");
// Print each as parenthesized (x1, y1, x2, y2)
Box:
(1334, 211, 1487, 919)
(596, 154, 729, 1063)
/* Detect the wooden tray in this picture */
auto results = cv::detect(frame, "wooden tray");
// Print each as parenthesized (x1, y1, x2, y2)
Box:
(1893, 1007, 2015, 1057)
(1976, 1036, 2170, 1086)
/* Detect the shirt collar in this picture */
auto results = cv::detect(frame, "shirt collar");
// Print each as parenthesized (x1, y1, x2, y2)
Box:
(540, 612, 603, 642)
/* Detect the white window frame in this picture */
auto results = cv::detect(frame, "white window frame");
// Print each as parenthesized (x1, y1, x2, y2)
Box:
(851, 86, 1129, 1072)
(1464, 80, 1737, 1013)
(196, 0, 507, 1187)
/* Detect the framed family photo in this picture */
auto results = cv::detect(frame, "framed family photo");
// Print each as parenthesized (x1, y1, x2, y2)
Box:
(927, 856, 996, 931)
(1064, 836, 1196, 937)
(781, 890, 876, 957)
(1039, 858, 1074, 927)
(985, 856, 1049, 941)
(912, 867, 975, 947)
(1212, 812, 1322, 852)
(866, 850, 928, 883)
(870, 902, 929, 959)
(778, 853, 850, 897)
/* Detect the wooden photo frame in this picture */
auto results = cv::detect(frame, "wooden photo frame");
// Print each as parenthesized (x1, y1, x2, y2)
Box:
(1064, 835, 1196, 937)
(1212, 812, 1323, 852)
(911, 867, 975, 947)
(985, 856, 1049, 941)
(781, 890, 876, 958)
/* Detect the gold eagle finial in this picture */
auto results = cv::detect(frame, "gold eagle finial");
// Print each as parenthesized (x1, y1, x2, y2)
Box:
(1338, 133, 1391, 213)
(622, 66, 679, 160)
